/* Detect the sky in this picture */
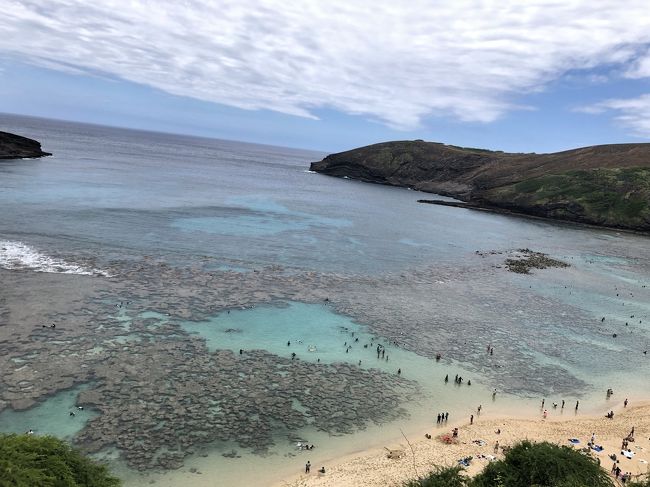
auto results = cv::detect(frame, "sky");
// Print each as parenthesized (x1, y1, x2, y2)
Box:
(1, 1, 650, 152)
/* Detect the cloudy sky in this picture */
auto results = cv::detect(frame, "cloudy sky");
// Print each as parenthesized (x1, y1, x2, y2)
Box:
(2, 0, 650, 151)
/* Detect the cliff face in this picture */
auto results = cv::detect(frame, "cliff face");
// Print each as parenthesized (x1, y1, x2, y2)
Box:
(310, 141, 650, 231)
(0, 131, 51, 159)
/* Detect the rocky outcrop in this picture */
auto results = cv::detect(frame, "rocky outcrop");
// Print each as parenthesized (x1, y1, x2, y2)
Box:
(0, 131, 51, 159)
(310, 141, 650, 231)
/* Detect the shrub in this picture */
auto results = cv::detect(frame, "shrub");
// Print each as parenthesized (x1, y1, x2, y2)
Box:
(0, 433, 121, 487)
(404, 465, 468, 486)
(471, 440, 613, 487)
(408, 440, 615, 487)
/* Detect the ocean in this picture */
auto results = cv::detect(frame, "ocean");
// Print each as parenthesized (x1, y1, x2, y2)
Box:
(1, 113, 649, 486)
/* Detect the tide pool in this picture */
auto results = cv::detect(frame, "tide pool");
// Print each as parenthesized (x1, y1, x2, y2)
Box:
(179, 301, 531, 417)
(0, 385, 96, 439)
(182, 302, 451, 379)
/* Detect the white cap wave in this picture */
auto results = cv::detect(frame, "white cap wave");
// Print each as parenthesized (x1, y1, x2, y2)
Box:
(0, 240, 109, 276)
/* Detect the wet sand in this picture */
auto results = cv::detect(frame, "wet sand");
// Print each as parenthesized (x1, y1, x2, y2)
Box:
(277, 401, 650, 486)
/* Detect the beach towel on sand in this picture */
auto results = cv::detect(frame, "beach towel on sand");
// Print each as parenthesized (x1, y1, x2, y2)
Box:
(568, 438, 580, 444)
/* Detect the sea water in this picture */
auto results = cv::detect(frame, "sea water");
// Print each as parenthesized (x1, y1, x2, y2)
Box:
(1, 113, 649, 486)
(126, 302, 530, 487)
(0, 385, 97, 439)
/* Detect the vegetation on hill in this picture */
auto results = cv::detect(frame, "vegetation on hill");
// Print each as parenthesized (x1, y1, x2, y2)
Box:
(405, 441, 617, 487)
(482, 168, 650, 230)
(0, 433, 121, 487)
(311, 140, 650, 231)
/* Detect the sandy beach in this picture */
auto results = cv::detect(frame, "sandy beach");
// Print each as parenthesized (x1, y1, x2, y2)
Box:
(276, 401, 650, 486)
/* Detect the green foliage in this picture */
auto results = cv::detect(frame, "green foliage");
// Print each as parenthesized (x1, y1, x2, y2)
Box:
(407, 441, 615, 487)
(404, 465, 468, 486)
(471, 441, 613, 487)
(0, 433, 121, 487)
(489, 167, 650, 227)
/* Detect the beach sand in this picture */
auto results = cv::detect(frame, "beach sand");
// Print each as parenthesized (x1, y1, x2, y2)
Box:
(276, 401, 650, 486)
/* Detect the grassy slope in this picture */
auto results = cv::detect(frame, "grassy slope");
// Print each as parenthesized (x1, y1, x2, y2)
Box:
(480, 167, 650, 230)
(312, 141, 650, 230)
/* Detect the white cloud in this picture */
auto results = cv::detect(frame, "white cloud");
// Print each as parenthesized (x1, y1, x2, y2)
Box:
(578, 94, 650, 137)
(1, 0, 650, 129)
(625, 49, 650, 78)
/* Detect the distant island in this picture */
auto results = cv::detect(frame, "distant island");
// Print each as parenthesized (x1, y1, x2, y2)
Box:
(0, 131, 51, 159)
(310, 140, 650, 231)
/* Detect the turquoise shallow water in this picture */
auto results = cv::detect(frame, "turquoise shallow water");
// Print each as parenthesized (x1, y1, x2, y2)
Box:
(180, 302, 490, 393)
(182, 302, 397, 366)
(0, 385, 97, 439)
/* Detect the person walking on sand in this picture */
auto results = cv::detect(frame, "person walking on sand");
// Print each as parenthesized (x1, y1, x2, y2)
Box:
(575, 400, 579, 411)
(478, 404, 482, 414)
(470, 414, 473, 424)
(624, 398, 628, 407)
(305, 461, 311, 473)
(494, 440, 499, 453)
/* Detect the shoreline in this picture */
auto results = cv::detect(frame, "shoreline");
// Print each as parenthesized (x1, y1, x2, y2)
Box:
(417, 199, 650, 236)
(274, 399, 650, 486)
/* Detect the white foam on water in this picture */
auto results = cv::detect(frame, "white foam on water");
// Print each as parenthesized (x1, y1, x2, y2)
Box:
(0, 240, 109, 276)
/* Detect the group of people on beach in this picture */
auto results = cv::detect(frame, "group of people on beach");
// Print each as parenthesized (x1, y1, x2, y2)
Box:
(444, 374, 471, 386)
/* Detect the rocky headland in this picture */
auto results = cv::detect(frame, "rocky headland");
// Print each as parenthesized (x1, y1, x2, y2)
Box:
(310, 141, 650, 231)
(0, 131, 51, 159)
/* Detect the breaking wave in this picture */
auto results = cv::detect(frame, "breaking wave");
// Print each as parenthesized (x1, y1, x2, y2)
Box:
(0, 240, 109, 276)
